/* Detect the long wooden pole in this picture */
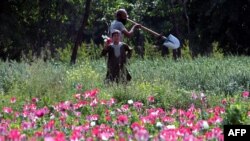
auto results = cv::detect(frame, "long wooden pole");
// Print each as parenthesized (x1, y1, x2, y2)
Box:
(127, 19, 162, 37)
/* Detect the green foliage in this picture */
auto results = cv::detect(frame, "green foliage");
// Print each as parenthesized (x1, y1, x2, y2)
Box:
(223, 95, 250, 125)
(143, 40, 161, 59)
(1, 0, 250, 61)
(212, 42, 224, 59)
(131, 56, 250, 95)
(1, 56, 250, 111)
(181, 40, 193, 60)
(65, 61, 101, 89)
(0, 59, 68, 109)
(56, 41, 102, 63)
(56, 43, 73, 63)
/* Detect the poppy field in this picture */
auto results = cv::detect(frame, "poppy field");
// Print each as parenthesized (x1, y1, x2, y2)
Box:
(0, 56, 250, 140)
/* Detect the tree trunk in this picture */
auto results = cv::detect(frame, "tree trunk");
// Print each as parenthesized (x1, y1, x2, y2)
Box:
(70, 0, 92, 64)
(182, 0, 197, 58)
(37, 0, 49, 57)
(171, 0, 182, 60)
(182, 0, 190, 36)
(134, 30, 145, 58)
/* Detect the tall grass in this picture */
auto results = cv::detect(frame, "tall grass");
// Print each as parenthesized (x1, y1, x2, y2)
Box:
(0, 56, 249, 110)
(128, 57, 250, 95)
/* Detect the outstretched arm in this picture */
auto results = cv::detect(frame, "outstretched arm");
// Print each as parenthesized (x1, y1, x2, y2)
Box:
(122, 24, 141, 38)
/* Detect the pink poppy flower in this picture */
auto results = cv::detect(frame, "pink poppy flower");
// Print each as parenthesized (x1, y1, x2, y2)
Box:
(160, 129, 178, 141)
(214, 106, 225, 115)
(147, 108, 165, 118)
(10, 97, 16, 103)
(43, 120, 55, 132)
(35, 108, 47, 118)
(34, 131, 43, 137)
(32, 97, 39, 103)
(0, 124, 8, 136)
(86, 137, 94, 141)
(141, 116, 155, 124)
(90, 98, 98, 107)
(21, 121, 34, 130)
(55, 131, 66, 141)
(161, 116, 175, 124)
(218, 134, 224, 141)
(20, 134, 27, 141)
(100, 100, 107, 105)
(74, 93, 81, 100)
(0, 136, 5, 141)
(8, 129, 21, 140)
(242, 91, 249, 98)
(185, 111, 196, 120)
(30, 103, 37, 111)
(205, 131, 214, 140)
(117, 115, 129, 125)
(191, 92, 198, 100)
(186, 120, 193, 127)
(178, 109, 185, 116)
(76, 84, 83, 91)
(82, 123, 90, 132)
(86, 114, 99, 121)
(121, 104, 129, 112)
(105, 115, 111, 122)
(131, 122, 143, 132)
(3, 107, 13, 114)
(177, 127, 191, 137)
(71, 129, 83, 141)
(134, 128, 149, 141)
(99, 132, 111, 140)
(221, 98, 227, 105)
(183, 134, 198, 141)
(84, 88, 99, 99)
(108, 98, 116, 106)
(171, 108, 177, 115)
(208, 115, 223, 125)
(133, 102, 143, 109)
(92, 125, 115, 140)
(91, 126, 99, 137)
(147, 96, 155, 103)
(74, 111, 81, 117)
(211, 127, 223, 138)
(99, 128, 115, 141)
(44, 136, 54, 141)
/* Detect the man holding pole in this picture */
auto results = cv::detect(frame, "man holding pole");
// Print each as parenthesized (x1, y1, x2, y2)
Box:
(109, 9, 141, 41)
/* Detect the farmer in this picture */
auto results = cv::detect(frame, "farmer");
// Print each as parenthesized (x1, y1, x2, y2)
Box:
(101, 29, 132, 83)
(109, 9, 141, 41)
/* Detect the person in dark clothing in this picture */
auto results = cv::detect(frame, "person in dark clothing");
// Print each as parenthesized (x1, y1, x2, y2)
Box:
(101, 30, 132, 83)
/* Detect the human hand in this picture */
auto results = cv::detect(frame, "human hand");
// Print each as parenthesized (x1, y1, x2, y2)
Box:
(156, 33, 167, 45)
(104, 39, 112, 49)
(102, 35, 112, 48)
(134, 24, 141, 29)
(105, 38, 112, 46)
(157, 33, 164, 40)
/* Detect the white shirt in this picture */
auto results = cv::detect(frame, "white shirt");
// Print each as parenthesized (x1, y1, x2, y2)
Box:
(111, 42, 122, 57)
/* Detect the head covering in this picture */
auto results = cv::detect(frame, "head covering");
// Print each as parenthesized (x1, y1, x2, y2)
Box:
(115, 9, 128, 19)
(111, 29, 121, 37)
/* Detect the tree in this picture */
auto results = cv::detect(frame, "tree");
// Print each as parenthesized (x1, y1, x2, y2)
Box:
(187, 0, 250, 56)
(70, 0, 92, 64)
(1, 0, 249, 61)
